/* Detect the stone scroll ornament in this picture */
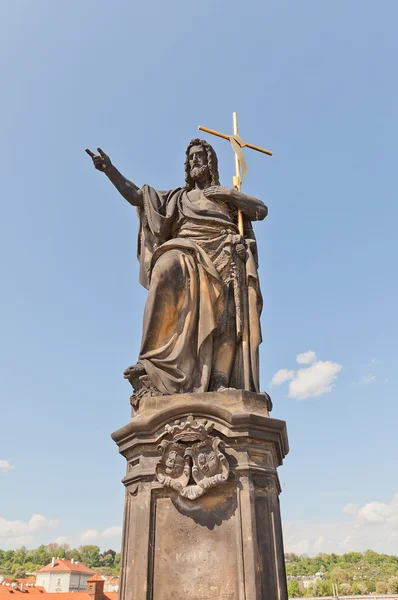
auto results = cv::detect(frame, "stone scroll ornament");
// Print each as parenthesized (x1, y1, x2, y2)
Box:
(155, 415, 229, 500)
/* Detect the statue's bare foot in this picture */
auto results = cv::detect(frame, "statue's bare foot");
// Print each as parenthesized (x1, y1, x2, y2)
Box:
(123, 363, 146, 381)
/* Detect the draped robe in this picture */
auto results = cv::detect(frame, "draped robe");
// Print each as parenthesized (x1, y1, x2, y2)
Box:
(135, 184, 263, 395)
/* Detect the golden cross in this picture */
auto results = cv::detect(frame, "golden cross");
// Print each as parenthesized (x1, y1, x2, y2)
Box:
(198, 112, 272, 236)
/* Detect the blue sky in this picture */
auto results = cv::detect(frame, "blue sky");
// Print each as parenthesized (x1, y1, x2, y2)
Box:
(1, 0, 397, 555)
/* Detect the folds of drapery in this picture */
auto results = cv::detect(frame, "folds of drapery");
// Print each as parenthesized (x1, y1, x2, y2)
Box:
(135, 185, 263, 394)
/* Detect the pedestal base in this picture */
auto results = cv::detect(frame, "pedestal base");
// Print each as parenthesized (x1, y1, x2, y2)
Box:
(112, 390, 289, 600)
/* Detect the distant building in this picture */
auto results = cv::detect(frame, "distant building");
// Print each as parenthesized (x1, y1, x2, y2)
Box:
(103, 578, 119, 593)
(36, 559, 95, 593)
(0, 583, 46, 595)
(287, 572, 324, 591)
(17, 578, 36, 587)
(0, 576, 116, 600)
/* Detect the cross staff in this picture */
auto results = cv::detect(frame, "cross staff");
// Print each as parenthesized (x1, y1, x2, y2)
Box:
(198, 113, 272, 390)
(198, 112, 272, 236)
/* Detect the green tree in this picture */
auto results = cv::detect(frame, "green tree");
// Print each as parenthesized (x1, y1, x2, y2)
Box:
(102, 554, 114, 568)
(285, 553, 299, 563)
(13, 547, 27, 566)
(376, 581, 388, 594)
(356, 582, 368, 595)
(318, 579, 333, 596)
(304, 582, 320, 597)
(286, 563, 304, 577)
(79, 545, 101, 568)
(339, 582, 352, 595)
(4, 551, 14, 562)
(23, 562, 36, 574)
(70, 549, 81, 562)
(99, 567, 114, 576)
(287, 580, 302, 597)
(330, 566, 350, 583)
(388, 575, 398, 593)
(342, 552, 362, 564)
(363, 549, 381, 564)
(30, 545, 50, 567)
(12, 565, 26, 578)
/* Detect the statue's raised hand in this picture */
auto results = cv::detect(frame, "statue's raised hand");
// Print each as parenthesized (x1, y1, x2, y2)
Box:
(203, 185, 231, 201)
(85, 147, 112, 173)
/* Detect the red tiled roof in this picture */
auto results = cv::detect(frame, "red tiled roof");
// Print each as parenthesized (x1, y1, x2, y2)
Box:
(16, 579, 35, 585)
(37, 560, 94, 574)
(34, 594, 116, 600)
(0, 590, 116, 600)
(0, 588, 45, 596)
(86, 575, 104, 583)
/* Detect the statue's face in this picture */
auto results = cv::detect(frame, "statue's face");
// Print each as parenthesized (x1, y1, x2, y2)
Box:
(189, 145, 210, 182)
(189, 145, 207, 169)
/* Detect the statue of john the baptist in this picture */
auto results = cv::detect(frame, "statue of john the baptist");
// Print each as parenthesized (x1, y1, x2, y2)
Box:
(86, 139, 267, 399)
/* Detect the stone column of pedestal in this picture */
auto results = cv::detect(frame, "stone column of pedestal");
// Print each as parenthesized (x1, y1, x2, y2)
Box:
(112, 390, 289, 600)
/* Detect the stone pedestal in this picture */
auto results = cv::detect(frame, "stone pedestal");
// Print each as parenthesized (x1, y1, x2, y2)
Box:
(112, 390, 289, 600)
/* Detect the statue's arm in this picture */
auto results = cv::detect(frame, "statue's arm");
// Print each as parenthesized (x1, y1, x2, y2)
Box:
(85, 147, 143, 208)
(105, 165, 144, 208)
(229, 189, 268, 221)
(204, 185, 268, 221)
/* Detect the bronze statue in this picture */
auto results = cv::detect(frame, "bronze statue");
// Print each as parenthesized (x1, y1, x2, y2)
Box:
(86, 139, 267, 400)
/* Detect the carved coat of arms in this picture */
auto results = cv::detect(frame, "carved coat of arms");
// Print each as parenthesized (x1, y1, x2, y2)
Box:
(155, 415, 229, 500)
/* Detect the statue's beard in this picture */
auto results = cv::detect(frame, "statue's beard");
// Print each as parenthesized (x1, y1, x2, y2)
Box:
(190, 164, 210, 182)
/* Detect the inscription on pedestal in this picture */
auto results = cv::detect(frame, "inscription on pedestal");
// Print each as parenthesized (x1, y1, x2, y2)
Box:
(152, 491, 241, 600)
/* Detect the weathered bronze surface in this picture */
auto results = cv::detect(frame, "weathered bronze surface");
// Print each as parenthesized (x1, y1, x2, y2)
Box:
(86, 140, 267, 403)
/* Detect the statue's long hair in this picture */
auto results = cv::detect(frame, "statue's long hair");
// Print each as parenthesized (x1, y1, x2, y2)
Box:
(184, 138, 220, 190)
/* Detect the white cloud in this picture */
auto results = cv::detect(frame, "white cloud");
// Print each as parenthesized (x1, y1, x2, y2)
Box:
(354, 495, 398, 527)
(0, 515, 121, 551)
(288, 361, 342, 400)
(359, 374, 376, 384)
(79, 526, 122, 544)
(296, 351, 317, 365)
(343, 503, 358, 515)
(0, 460, 14, 473)
(0, 514, 58, 548)
(283, 493, 398, 556)
(271, 352, 342, 399)
(80, 529, 100, 544)
(50, 526, 123, 550)
(53, 536, 69, 545)
(271, 369, 295, 386)
(101, 526, 123, 538)
(29, 514, 58, 532)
